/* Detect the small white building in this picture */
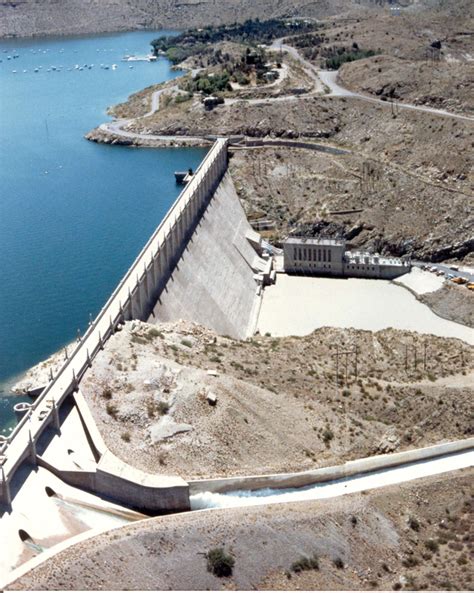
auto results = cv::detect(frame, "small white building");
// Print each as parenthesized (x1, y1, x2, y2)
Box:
(283, 237, 410, 279)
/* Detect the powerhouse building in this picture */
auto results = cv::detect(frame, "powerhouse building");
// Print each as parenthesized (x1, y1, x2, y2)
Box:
(283, 237, 410, 279)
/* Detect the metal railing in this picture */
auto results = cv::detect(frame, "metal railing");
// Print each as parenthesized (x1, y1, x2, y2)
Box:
(0, 139, 228, 482)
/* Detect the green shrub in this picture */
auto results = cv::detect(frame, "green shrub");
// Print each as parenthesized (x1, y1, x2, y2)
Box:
(181, 339, 193, 348)
(206, 547, 235, 577)
(291, 554, 319, 573)
(325, 48, 377, 70)
(147, 327, 164, 339)
(333, 557, 344, 569)
(121, 431, 131, 442)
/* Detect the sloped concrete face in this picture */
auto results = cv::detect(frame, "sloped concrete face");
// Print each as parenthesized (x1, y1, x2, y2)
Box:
(149, 172, 262, 339)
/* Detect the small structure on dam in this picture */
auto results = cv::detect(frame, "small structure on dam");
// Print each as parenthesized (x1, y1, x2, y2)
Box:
(283, 237, 410, 279)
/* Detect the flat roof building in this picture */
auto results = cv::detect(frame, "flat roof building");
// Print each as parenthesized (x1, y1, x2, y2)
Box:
(283, 237, 410, 280)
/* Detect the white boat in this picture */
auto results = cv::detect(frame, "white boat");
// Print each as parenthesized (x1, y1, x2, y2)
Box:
(112, 64, 117, 70)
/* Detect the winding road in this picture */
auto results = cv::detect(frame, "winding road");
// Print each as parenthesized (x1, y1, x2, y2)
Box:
(97, 40, 472, 145)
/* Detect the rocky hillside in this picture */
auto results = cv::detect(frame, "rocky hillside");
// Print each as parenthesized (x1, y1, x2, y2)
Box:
(1, 0, 470, 39)
(0, 0, 354, 38)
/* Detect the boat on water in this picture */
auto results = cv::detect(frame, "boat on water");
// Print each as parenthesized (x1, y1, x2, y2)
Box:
(122, 54, 157, 62)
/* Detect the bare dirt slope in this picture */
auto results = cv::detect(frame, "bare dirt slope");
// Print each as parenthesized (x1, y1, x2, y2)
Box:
(339, 56, 474, 115)
(74, 319, 473, 480)
(0, 0, 356, 39)
(10, 470, 473, 591)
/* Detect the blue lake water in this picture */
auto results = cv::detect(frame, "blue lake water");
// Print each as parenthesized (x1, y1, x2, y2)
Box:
(0, 31, 207, 433)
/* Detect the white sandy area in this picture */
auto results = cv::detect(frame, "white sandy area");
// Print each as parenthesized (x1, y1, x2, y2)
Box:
(396, 267, 444, 294)
(257, 275, 474, 344)
(191, 449, 474, 509)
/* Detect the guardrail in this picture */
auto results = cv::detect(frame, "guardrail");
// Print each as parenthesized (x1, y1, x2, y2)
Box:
(0, 139, 228, 505)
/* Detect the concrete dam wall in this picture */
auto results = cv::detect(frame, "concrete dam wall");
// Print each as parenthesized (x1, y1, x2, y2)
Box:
(148, 171, 265, 338)
(0, 140, 266, 508)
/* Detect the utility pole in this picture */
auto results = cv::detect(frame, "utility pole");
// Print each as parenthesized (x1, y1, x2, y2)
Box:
(354, 345, 358, 379)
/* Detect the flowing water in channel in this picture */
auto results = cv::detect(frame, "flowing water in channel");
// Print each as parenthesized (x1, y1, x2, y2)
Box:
(0, 30, 208, 432)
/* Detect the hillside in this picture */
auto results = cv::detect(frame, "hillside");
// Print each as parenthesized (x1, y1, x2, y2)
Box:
(1, 0, 472, 39)
(10, 470, 473, 590)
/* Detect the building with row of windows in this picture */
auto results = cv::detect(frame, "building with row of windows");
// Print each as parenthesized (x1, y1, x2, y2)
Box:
(283, 237, 410, 279)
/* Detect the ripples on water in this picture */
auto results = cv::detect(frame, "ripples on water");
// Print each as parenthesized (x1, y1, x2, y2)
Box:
(0, 31, 208, 430)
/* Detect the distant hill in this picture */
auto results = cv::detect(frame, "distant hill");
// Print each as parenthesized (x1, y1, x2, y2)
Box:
(1, 0, 469, 39)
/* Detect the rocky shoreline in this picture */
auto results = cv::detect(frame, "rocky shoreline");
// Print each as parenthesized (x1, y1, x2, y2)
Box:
(84, 127, 210, 148)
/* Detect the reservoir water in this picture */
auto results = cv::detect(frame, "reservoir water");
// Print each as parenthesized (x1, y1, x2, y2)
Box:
(0, 31, 207, 433)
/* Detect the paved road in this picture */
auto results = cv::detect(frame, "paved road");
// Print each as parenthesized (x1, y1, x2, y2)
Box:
(318, 70, 474, 123)
(413, 260, 474, 283)
(98, 39, 473, 146)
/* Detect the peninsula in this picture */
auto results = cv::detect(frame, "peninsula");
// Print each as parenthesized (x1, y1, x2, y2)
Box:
(1, 1, 473, 591)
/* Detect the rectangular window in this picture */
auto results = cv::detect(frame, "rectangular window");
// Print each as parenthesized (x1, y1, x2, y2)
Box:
(294, 247, 297, 260)
(318, 249, 321, 262)
(308, 249, 312, 262)
(323, 249, 326, 262)
(328, 249, 332, 262)
(298, 248, 302, 261)
(303, 248, 307, 260)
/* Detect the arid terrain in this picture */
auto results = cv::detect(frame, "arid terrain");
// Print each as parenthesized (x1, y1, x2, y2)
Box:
(10, 470, 473, 591)
(86, 6, 474, 264)
(17, 318, 473, 480)
(3, 3, 473, 591)
(0, 0, 362, 39)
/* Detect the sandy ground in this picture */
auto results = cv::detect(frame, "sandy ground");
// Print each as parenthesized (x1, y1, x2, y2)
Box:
(257, 274, 474, 343)
(9, 468, 473, 591)
(396, 267, 444, 295)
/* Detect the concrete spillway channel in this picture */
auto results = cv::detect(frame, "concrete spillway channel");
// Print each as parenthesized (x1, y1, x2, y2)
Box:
(190, 449, 474, 510)
(2, 438, 472, 588)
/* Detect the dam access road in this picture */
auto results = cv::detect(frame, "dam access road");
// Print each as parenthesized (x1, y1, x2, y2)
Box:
(95, 39, 474, 148)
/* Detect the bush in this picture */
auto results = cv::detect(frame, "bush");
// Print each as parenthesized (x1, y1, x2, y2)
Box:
(424, 539, 439, 553)
(325, 48, 377, 70)
(181, 339, 192, 348)
(333, 557, 344, 569)
(101, 387, 113, 400)
(147, 327, 164, 339)
(291, 554, 319, 573)
(106, 402, 118, 419)
(322, 428, 334, 444)
(121, 431, 131, 442)
(158, 401, 170, 415)
(408, 516, 420, 531)
(206, 548, 235, 577)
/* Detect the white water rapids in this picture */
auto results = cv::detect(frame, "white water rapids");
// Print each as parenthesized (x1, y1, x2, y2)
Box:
(190, 450, 474, 510)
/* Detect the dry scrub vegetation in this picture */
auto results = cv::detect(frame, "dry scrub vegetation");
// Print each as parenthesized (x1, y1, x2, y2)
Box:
(10, 471, 473, 591)
(80, 320, 473, 479)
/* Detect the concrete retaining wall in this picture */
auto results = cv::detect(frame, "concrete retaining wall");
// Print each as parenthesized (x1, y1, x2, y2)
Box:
(189, 438, 474, 494)
(149, 171, 265, 338)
